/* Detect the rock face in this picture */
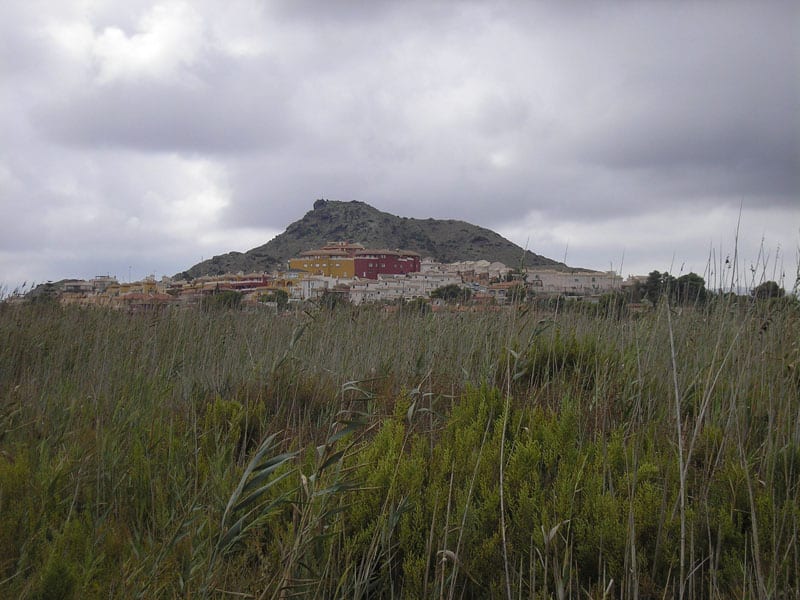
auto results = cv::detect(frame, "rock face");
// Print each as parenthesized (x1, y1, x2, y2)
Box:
(178, 200, 570, 278)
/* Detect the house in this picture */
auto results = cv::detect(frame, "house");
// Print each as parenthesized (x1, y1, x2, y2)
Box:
(349, 272, 462, 304)
(288, 242, 363, 278)
(487, 281, 524, 303)
(353, 249, 421, 279)
(289, 242, 421, 280)
(295, 276, 344, 300)
(525, 270, 622, 295)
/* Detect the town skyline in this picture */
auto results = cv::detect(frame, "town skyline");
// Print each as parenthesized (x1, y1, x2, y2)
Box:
(6, 198, 797, 298)
(21, 234, 789, 313)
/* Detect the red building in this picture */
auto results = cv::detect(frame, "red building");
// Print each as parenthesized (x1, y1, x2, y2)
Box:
(354, 249, 421, 279)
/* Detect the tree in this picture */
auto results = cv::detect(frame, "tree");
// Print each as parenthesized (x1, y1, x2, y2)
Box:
(507, 283, 527, 304)
(644, 271, 679, 306)
(504, 267, 527, 282)
(598, 291, 628, 318)
(644, 271, 707, 306)
(202, 290, 242, 311)
(318, 289, 349, 310)
(430, 284, 472, 304)
(28, 282, 59, 304)
(675, 273, 707, 305)
(623, 279, 644, 304)
(260, 289, 289, 310)
(751, 281, 785, 300)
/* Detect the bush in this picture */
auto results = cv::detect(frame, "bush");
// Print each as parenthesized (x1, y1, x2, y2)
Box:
(430, 284, 472, 303)
(202, 289, 242, 310)
(1, 299, 798, 597)
(260, 289, 289, 309)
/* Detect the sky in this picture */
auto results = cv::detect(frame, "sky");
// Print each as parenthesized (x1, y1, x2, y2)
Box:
(2, 0, 798, 293)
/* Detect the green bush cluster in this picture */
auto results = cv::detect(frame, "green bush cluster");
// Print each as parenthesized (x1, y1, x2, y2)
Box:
(0, 298, 798, 597)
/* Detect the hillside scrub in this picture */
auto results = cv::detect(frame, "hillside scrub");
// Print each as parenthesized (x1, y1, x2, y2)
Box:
(0, 297, 798, 598)
(183, 200, 566, 278)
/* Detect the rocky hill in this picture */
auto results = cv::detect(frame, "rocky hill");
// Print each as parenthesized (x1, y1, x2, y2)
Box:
(179, 200, 570, 278)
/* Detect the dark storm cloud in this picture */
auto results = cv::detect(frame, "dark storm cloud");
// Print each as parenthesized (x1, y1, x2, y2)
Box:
(575, 62, 799, 208)
(562, 1, 800, 210)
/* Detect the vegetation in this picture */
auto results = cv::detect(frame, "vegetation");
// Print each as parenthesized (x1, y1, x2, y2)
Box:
(644, 271, 708, 306)
(1, 293, 798, 598)
(202, 289, 243, 311)
(317, 289, 351, 310)
(430, 284, 472, 304)
(507, 282, 527, 304)
(259, 289, 290, 310)
(397, 297, 431, 314)
(752, 280, 785, 300)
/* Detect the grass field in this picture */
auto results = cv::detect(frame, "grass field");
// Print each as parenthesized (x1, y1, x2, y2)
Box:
(1, 296, 798, 598)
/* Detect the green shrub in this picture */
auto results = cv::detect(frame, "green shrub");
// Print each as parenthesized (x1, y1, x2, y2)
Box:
(1, 298, 798, 597)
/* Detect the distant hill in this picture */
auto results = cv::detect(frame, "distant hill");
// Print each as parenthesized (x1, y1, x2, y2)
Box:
(178, 200, 571, 278)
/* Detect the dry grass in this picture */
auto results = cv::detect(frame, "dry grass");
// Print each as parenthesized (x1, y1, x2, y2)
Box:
(0, 293, 798, 598)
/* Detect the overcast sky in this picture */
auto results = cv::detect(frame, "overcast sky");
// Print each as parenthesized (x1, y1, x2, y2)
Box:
(2, 0, 798, 292)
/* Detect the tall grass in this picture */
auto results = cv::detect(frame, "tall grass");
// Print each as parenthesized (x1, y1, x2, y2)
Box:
(0, 295, 798, 598)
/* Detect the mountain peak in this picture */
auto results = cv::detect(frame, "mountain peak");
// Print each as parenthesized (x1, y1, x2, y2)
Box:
(179, 200, 569, 278)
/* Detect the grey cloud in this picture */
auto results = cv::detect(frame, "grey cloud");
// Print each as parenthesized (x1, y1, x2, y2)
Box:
(0, 10, 46, 78)
(1, 0, 798, 287)
(563, 3, 800, 210)
(577, 79, 799, 202)
(35, 58, 293, 154)
(472, 93, 533, 138)
(267, 0, 462, 28)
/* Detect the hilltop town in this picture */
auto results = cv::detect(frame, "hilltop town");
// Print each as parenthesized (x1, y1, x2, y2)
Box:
(19, 240, 629, 311)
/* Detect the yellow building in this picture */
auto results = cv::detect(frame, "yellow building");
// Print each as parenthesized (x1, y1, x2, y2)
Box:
(288, 242, 363, 278)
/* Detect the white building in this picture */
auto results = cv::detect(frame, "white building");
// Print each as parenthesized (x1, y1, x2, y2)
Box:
(349, 272, 463, 304)
(421, 258, 509, 282)
(525, 270, 622, 295)
(90, 275, 118, 292)
(294, 276, 346, 300)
